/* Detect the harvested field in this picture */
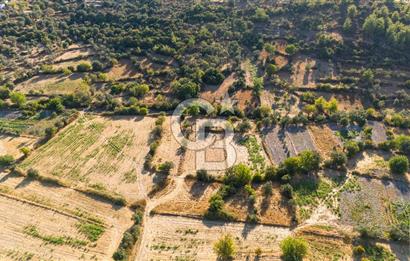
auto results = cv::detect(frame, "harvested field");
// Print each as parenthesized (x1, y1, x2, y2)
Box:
(19, 115, 158, 202)
(0, 135, 37, 158)
(0, 194, 112, 260)
(285, 126, 317, 156)
(15, 73, 90, 95)
(0, 172, 134, 258)
(106, 59, 141, 81)
(368, 121, 387, 145)
(290, 56, 337, 88)
(339, 176, 410, 239)
(308, 125, 341, 159)
(139, 214, 291, 260)
(200, 73, 236, 103)
(154, 178, 293, 226)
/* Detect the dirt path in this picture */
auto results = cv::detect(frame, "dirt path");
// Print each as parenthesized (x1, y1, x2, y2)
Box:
(135, 175, 186, 259)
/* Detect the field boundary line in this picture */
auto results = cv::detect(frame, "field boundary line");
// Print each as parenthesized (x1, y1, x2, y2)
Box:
(150, 212, 293, 228)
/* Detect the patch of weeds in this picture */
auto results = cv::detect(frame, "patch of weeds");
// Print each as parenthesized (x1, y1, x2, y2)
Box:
(122, 169, 137, 183)
(23, 225, 87, 247)
(293, 178, 335, 207)
(340, 176, 361, 193)
(354, 243, 396, 261)
(76, 221, 105, 242)
(389, 201, 410, 242)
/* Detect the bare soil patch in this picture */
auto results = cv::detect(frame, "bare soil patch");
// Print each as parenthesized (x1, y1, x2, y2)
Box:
(285, 126, 317, 156)
(0, 194, 111, 260)
(200, 73, 236, 103)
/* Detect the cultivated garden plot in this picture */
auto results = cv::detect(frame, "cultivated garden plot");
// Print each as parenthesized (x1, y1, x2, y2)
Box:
(339, 176, 410, 240)
(19, 115, 158, 202)
(15, 73, 90, 96)
(0, 172, 134, 259)
(348, 150, 393, 179)
(139, 214, 291, 261)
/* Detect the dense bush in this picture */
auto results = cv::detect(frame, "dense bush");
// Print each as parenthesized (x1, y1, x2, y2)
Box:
(389, 155, 409, 175)
(280, 236, 308, 261)
(0, 154, 14, 167)
(224, 163, 253, 188)
(202, 68, 224, 85)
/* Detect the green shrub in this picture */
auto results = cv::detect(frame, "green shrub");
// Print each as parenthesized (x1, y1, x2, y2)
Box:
(280, 184, 293, 198)
(213, 234, 236, 260)
(157, 161, 174, 175)
(345, 140, 361, 158)
(0, 154, 14, 167)
(196, 169, 212, 182)
(280, 236, 308, 261)
(389, 155, 409, 175)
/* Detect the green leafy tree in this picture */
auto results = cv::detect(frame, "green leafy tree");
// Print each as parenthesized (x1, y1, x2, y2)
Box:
(299, 150, 321, 173)
(224, 163, 252, 187)
(280, 236, 308, 261)
(202, 68, 224, 85)
(171, 78, 200, 99)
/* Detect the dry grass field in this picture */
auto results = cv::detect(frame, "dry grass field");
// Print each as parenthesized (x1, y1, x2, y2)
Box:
(0, 135, 37, 158)
(309, 125, 341, 159)
(106, 59, 142, 81)
(53, 47, 94, 62)
(0, 172, 134, 260)
(290, 56, 338, 88)
(139, 214, 291, 261)
(15, 73, 90, 95)
(19, 115, 158, 202)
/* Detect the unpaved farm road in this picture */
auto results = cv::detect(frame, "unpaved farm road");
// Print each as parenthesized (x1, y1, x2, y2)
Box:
(134, 175, 186, 260)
